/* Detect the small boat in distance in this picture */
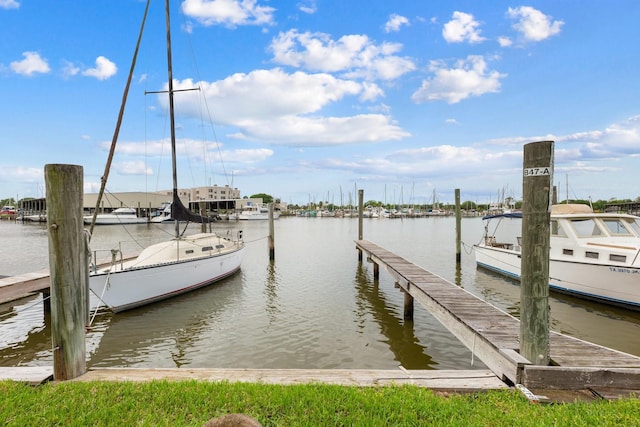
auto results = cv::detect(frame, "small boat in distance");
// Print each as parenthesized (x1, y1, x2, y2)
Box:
(238, 202, 280, 220)
(87, 0, 245, 312)
(473, 204, 640, 311)
(150, 202, 173, 223)
(84, 207, 148, 225)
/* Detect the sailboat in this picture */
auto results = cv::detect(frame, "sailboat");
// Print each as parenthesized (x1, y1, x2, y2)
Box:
(88, 0, 245, 313)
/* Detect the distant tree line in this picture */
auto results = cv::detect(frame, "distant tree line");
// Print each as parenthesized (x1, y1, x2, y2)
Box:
(4, 194, 640, 213)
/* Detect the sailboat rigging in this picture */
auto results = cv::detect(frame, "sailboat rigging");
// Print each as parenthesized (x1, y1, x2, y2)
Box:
(88, 0, 245, 313)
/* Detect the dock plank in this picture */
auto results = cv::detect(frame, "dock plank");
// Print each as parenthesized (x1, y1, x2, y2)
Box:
(0, 271, 50, 305)
(73, 368, 507, 391)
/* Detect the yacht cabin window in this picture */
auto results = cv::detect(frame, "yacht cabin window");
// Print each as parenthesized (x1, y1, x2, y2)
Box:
(628, 219, 640, 237)
(551, 220, 567, 237)
(602, 219, 632, 235)
(570, 218, 604, 238)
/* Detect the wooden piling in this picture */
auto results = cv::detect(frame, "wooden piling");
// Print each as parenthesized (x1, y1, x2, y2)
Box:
(455, 188, 461, 263)
(268, 203, 275, 260)
(358, 189, 364, 261)
(520, 141, 553, 366)
(199, 201, 207, 233)
(403, 289, 414, 320)
(45, 164, 87, 380)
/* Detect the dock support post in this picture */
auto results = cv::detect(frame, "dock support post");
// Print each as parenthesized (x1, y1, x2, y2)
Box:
(373, 262, 379, 279)
(455, 188, 461, 264)
(42, 289, 51, 314)
(45, 164, 87, 381)
(403, 290, 414, 320)
(520, 141, 553, 366)
(268, 203, 275, 261)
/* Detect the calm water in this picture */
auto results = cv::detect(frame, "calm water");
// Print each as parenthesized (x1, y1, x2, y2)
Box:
(1, 217, 639, 370)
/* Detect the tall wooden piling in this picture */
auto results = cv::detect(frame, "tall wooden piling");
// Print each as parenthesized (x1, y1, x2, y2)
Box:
(45, 164, 87, 380)
(520, 141, 553, 366)
(268, 202, 275, 260)
(358, 189, 364, 262)
(455, 188, 461, 263)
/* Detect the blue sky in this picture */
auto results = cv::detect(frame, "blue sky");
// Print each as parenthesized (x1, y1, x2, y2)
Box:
(1, 0, 639, 207)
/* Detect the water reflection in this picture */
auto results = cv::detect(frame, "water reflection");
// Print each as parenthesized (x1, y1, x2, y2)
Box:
(264, 260, 280, 323)
(353, 262, 435, 369)
(0, 295, 50, 366)
(89, 279, 239, 368)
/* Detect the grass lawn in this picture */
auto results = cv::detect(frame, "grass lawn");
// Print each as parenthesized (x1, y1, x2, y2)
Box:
(1, 380, 639, 426)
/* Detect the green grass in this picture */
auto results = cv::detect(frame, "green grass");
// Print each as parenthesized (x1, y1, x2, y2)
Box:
(1, 380, 638, 426)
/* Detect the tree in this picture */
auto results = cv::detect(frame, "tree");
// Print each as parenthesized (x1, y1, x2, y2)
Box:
(462, 201, 477, 210)
(249, 193, 273, 204)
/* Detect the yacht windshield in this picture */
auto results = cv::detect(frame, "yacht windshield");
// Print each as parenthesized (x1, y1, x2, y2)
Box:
(602, 218, 633, 236)
(570, 218, 604, 238)
(627, 218, 640, 237)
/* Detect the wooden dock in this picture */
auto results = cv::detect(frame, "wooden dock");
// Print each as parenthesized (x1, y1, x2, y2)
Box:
(72, 367, 506, 391)
(0, 366, 506, 391)
(355, 239, 640, 391)
(0, 271, 50, 306)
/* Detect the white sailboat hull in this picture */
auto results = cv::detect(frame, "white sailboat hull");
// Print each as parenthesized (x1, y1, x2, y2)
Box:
(90, 233, 245, 312)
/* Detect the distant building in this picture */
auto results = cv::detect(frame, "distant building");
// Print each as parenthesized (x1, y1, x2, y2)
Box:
(156, 184, 241, 202)
(22, 184, 288, 217)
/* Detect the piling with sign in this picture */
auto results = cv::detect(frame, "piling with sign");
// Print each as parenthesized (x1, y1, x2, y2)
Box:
(520, 140, 553, 366)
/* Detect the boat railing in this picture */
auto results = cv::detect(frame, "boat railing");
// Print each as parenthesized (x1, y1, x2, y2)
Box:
(485, 235, 516, 250)
(90, 248, 124, 273)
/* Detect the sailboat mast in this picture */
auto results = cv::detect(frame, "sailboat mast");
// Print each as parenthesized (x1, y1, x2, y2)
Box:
(164, 0, 180, 237)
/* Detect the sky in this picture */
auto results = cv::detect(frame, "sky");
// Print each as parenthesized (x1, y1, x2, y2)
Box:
(1, 0, 640, 207)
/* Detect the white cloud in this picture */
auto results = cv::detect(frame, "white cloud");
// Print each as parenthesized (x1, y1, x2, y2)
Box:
(171, 69, 364, 121)
(384, 14, 409, 33)
(485, 116, 640, 161)
(9, 166, 42, 182)
(0, 0, 19, 10)
(318, 144, 522, 182)
(219, 148, 274, 163)
(269, 30, 415, 81)
(10, 51, 50, 76)
(507, 6, 563, 42)
(181, 0, 275, 27)
(228, 114, 410, 146)
(297, 0, 316, 14)
(62, 60, 80, 78)
(153, 69, 409, 146)
(442, 11, 485, 44)
(81, 56, 117, 80)
(411, 55, 506, 104)
(497, 36, 512, 47)
(359, 82, 384, 102)
(113, 161, 153, 176)
(103, 138, 221, 158)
